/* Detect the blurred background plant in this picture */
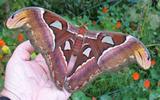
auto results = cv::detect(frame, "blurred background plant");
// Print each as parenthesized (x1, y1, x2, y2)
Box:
(0, 0, 160, 99)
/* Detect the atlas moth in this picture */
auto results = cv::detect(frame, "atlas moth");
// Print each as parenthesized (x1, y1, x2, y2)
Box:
(6, 7, 151, 92)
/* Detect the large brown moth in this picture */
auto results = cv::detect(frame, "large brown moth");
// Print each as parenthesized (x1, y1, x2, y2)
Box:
(6, 7, 151, 92)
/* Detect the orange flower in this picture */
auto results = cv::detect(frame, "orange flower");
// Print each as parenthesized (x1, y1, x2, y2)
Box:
(116, 21, 122, 29)
(102, 7, 108, 13)
(17, 33, 24, 42)
(92, 21, 97, 25)
(151, 59, 156, 66)
(144, 79, 151, 89)
(0, 39, 5, 47)
(132, 72, 140, 80)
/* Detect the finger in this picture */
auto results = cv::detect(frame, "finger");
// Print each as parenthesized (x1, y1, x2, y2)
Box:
(35, 54, 46, 63)
(34, 54, 51, 78)
(34, 54, 49, 72)
(34, 54, 58, 86)
(12, 40, 34, 61)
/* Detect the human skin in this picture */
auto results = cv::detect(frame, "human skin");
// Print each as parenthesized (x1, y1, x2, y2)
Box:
(0, 41, 71, 100)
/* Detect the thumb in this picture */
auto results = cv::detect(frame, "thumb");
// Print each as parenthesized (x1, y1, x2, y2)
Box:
(12, 40, 34, 61)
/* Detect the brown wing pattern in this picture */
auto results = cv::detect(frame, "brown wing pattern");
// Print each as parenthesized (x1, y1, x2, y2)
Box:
(65, 30, 151, 92)
(65, 31, 128, 92)
(42, 10, 151, 92)
(43, 11, 75, 89)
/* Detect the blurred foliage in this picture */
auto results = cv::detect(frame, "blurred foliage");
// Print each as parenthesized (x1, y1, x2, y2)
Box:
(0, 0, 160, 100)
(0, 0, 106, 27)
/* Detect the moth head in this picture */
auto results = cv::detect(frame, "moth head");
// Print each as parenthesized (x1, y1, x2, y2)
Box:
(132, 38, 151, 70)
(6, 7, 44, 29)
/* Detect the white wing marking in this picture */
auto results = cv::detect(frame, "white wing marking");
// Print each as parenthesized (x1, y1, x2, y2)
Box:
(64, 41, 71, 50)
(83, 48, 91, 57)
(50, 20, 62, 30)
(102, 36, 114, 45)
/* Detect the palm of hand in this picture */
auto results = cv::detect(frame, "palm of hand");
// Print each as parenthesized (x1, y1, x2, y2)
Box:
(1, 41, 70, 100)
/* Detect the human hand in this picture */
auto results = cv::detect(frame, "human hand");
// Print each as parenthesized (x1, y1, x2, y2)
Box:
(1, 41, 71, 100)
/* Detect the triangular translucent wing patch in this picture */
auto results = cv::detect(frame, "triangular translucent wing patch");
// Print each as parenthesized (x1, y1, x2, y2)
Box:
(50, 20, 62, 30)
(64, 41, 71, 50)
(102, 36, 114, 45)
(83, 48, 91, 57)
